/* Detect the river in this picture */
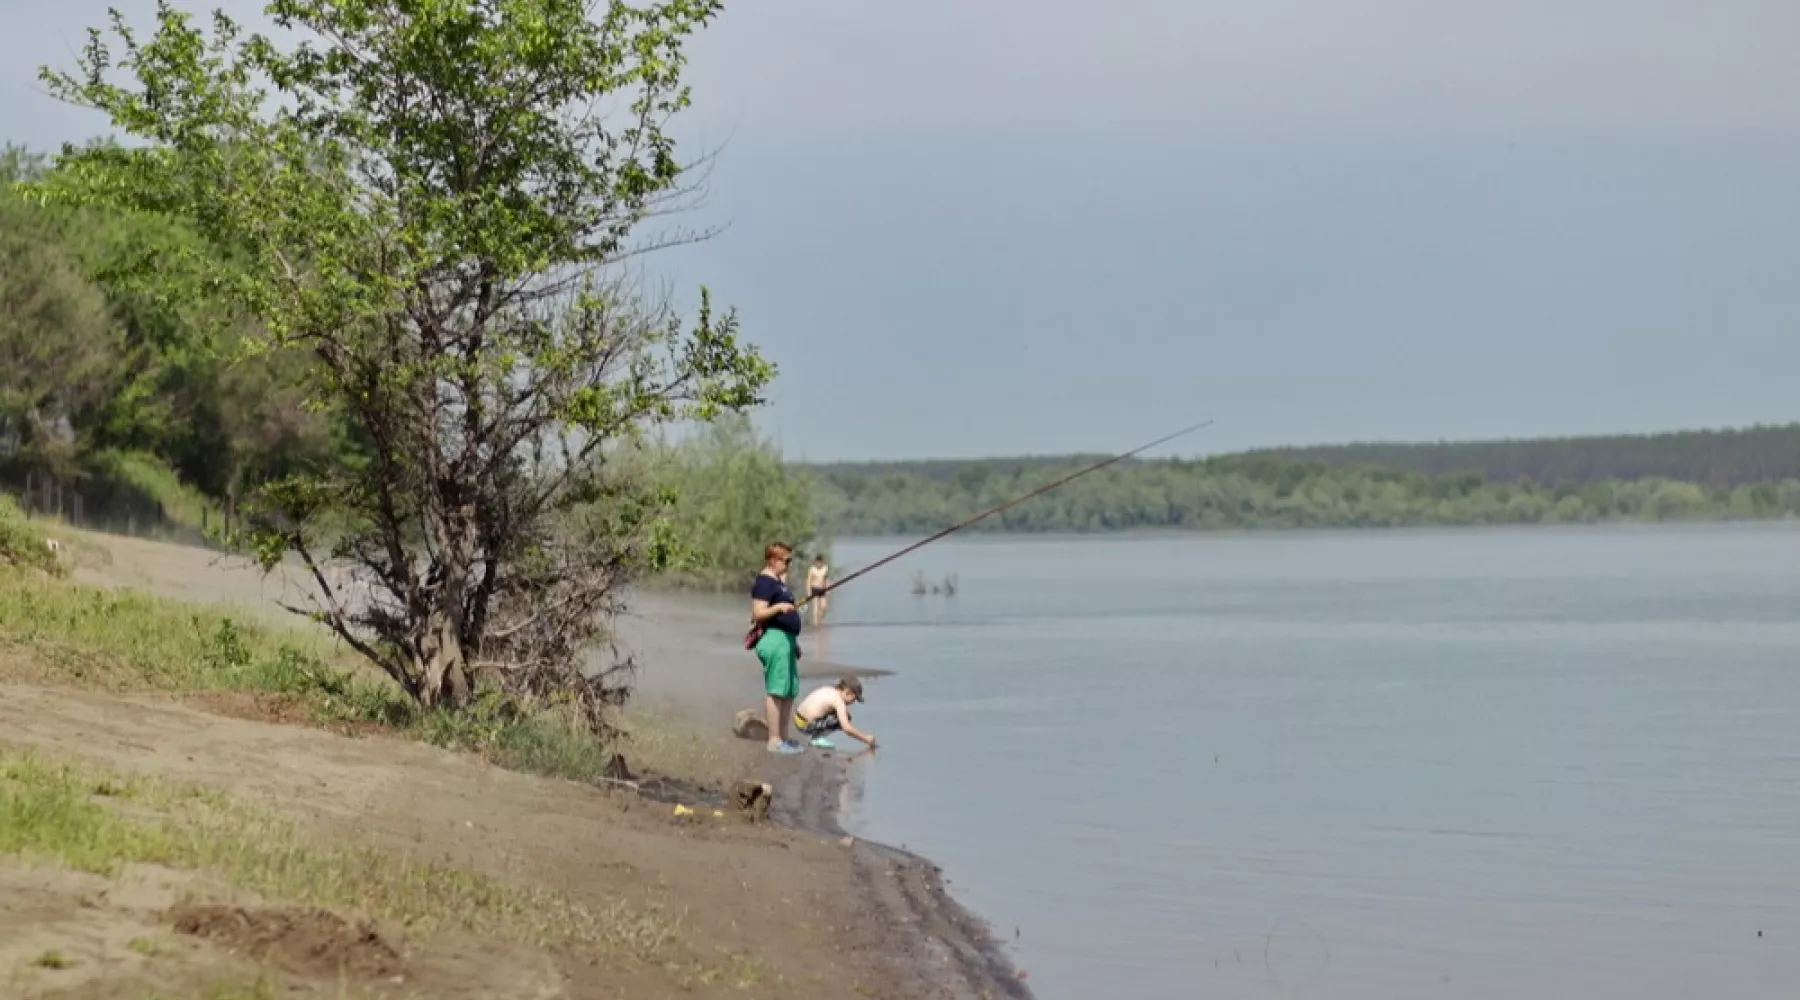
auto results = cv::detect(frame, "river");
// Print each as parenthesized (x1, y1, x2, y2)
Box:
(812, 524, 1800, 999)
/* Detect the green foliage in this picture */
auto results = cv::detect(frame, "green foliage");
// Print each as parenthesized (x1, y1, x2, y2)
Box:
(647, 414, 823, 587)
(83, 448, 220, 529)
(32, 0, 771, 720)
(0, 447, 229, 547)
(2, 139, 339, 537)
(0, 170, 119, 480)
(0, 495, 65, 576)
(809, 454, 1800, 536)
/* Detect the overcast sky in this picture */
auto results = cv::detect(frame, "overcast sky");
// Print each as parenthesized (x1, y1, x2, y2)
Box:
(4, 0, 1797, 460)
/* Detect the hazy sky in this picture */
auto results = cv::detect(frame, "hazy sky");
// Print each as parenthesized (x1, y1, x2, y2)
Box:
(4, 1, 1798, 460)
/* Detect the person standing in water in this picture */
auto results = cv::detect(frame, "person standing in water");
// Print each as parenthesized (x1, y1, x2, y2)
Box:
(806, 554, 831, 628)
(750, 542, 805, 754)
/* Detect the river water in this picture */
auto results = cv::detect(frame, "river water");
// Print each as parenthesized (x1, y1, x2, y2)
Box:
(812, 524, 1800, 999)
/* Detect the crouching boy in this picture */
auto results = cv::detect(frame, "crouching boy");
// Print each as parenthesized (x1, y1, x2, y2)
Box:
(793, 677, 876, 751)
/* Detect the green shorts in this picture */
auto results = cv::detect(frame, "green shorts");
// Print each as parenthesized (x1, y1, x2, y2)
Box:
(754, 628, 799, 700)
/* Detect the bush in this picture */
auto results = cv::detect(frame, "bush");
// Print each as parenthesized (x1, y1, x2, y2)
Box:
(645, 415, 825, 589)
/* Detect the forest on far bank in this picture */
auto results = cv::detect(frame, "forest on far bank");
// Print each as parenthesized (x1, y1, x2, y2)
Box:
(800, 424, 1800, 536)
(1245, 423, 1800, 487)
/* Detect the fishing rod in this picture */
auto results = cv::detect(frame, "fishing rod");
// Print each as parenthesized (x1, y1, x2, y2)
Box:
(799, 418, 1215, 607)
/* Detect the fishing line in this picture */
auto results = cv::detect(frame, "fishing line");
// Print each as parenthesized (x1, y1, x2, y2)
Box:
(800, 418, 1215, 607)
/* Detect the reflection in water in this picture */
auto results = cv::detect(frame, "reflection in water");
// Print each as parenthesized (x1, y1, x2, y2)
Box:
(834, 744, 871, 829)
(807, 624, 833, 665)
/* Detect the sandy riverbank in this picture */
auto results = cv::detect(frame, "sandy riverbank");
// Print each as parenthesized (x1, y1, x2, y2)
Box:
(615, 590, 1031, 999)
(0, 529, 1028, 999)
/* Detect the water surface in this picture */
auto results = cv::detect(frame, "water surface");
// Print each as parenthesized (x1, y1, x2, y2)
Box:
(817, 525, 1800, 999)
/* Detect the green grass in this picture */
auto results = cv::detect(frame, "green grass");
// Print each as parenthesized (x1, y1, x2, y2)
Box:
(0, 749, 683, 956)
(175, 978, 277, 1000)
(0, 565, 615, 783)
(0, 755, 185, 874)
(86, 449, 222, 535)
(0, 568, 397, 705)
(1, 495, 620, 785)
(31, 950, 73, 970)
(414, 695, 611, 781)
(5, 474, 687, 795)
(0, 495, 64, 576)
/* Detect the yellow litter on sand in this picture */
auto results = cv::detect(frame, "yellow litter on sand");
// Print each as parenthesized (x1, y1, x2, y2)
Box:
(673, 804, 694, 816)
(713, 810, 725, 818)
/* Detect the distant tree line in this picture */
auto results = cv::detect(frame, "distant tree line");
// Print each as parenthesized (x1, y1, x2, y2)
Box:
(805, 452, 1800, 536)
(1246, 425, 1800, 488)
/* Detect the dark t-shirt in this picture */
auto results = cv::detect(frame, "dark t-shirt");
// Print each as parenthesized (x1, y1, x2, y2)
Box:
(752, 573, 803, 636)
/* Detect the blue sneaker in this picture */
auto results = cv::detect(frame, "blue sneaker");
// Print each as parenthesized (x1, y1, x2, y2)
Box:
(809, 736, 837, 750)
(767, 740, 805, 755)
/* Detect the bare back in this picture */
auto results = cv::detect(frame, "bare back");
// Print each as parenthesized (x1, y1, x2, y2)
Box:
(795, 685, 847, 724)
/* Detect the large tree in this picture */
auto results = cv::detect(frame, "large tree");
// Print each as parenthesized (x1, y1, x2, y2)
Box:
(33, 0, 771, 726)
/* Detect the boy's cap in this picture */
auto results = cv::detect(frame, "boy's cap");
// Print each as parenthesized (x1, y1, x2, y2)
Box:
(840, 676, 865, 700)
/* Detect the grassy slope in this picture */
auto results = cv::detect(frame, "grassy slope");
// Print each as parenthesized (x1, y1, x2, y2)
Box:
(0, 562, 616, 783)
(0, 517, 774, 996)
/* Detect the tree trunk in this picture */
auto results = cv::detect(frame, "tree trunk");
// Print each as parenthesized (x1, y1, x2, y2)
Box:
(226, 466, 242, 544)
(415, 502, 477, 708)
(415, 609, 470, 708)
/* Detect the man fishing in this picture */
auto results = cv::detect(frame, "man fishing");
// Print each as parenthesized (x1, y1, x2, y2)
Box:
(749, 542, 806, 754)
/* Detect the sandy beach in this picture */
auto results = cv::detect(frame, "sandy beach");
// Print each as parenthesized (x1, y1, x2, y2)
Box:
(0, 530, 1028, 999)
